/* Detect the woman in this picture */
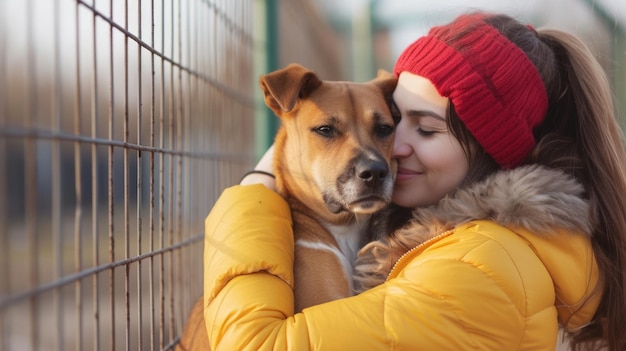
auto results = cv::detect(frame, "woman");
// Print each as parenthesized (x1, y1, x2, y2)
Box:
(203, 12, 626, 350)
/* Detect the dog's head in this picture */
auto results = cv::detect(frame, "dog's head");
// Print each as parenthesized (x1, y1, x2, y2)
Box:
(260, 64, 398, 221)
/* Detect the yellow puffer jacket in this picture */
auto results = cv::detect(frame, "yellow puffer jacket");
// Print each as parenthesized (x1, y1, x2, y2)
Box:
(204, 166, 601, 350)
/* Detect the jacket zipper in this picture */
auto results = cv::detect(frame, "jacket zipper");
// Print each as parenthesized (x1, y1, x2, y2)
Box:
(385, 228, 455, 281)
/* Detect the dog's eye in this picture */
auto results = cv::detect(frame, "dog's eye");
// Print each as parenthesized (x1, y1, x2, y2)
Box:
(313, 125, 335, 138)
(375, 124, 394, 138)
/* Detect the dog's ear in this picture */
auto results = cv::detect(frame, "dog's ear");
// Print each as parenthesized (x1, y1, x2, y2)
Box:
(376, 68, 395, 80)
(372, 69, 397, 100)
(259, 63, 322, 114)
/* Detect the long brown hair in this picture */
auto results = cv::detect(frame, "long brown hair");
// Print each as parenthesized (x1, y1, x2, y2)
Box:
(476, 14, 626, 350)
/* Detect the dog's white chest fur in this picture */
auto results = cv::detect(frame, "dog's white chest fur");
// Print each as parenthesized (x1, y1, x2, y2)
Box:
(325, 221, 369, 264)
(305, 219, 371, 290)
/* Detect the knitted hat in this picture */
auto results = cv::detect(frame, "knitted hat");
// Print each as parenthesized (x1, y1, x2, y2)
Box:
(393, 13, 548, 168)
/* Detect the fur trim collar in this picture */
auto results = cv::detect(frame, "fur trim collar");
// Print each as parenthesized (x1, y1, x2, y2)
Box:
(354, 165, 591, 292)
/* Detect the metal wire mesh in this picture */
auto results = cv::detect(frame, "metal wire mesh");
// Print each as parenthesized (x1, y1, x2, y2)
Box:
(0, 0, 255, 350)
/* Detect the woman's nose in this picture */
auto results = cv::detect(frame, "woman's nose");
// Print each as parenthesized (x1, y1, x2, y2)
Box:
(392, 125, 412, 158)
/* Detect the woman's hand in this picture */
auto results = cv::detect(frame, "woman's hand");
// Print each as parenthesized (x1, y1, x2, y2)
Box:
(240, 145, 277, 190)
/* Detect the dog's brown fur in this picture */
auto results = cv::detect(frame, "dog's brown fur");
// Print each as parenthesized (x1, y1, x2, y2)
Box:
(177, 64, 397, 350)
(264, 64, 397, 311)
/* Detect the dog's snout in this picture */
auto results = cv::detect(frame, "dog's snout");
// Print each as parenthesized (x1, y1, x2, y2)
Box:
(356, 160, 389, 185)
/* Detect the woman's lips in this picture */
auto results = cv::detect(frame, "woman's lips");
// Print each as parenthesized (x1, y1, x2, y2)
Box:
(395, 167, 421, 182)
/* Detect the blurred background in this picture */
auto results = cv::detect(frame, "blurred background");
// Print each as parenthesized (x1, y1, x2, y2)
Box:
(0, 0, 623, 350)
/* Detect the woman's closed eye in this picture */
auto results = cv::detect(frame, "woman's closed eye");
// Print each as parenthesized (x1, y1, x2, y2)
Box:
(414, 120, 446, 137)
(405, 109, 448, 137)
(417, 128, 437, 137)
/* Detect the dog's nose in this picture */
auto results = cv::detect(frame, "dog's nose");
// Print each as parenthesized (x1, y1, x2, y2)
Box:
(356, 160, 388, 186)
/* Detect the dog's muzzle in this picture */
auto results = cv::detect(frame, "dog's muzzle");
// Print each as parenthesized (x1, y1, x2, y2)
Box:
(323, 154, 394, 214)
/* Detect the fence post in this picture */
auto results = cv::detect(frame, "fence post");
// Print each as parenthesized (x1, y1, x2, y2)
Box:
(350, 1, 374, 82)
(579, 0, 626, 128)
(253, 0, 280, 160)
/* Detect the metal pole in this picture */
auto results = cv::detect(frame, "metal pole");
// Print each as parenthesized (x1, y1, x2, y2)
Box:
(253, 0, 279, 160)
(350, 0, 374, 82)
(579, 0, 625, 127)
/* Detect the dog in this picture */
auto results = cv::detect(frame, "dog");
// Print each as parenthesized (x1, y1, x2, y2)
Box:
(177, 63, 397, 350)
(265, 63, 397, 311)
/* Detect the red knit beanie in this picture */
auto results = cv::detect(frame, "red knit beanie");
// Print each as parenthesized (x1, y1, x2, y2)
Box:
(393, 13, 548, 169)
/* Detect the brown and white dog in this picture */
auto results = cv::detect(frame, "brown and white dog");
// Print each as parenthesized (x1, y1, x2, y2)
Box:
(177, 64, 397, 350)
(263, 63, 397, 311)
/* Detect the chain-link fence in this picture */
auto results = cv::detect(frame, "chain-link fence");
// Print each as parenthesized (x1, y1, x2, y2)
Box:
(0, 0, 344, 350)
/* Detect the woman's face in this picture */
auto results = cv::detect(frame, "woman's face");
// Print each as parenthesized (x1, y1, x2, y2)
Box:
(391, 72, 469, 208)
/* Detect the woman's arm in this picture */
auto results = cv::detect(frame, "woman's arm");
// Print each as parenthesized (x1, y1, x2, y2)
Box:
(240, 145, 277, 189)
(204, 183, 293, 304)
